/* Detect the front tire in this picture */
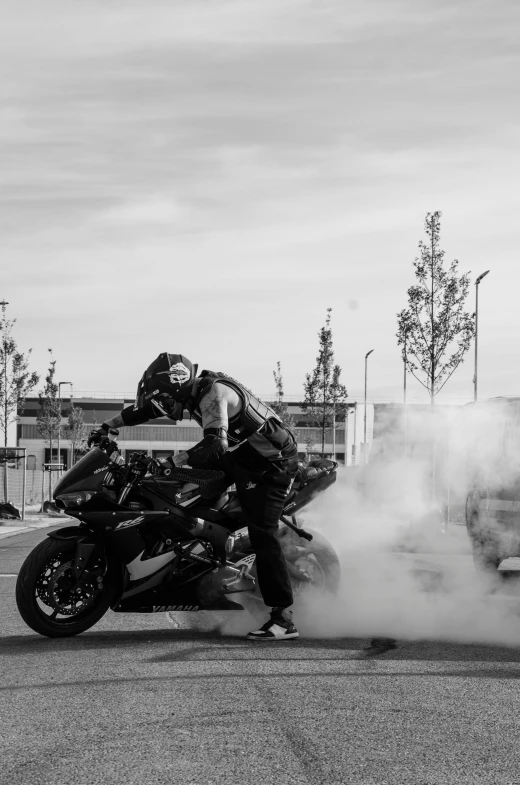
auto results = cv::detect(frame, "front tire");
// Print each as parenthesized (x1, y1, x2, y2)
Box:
(16, 537, 116, 638)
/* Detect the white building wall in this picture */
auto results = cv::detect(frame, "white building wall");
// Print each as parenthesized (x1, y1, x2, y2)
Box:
(18, 402, 375, 468)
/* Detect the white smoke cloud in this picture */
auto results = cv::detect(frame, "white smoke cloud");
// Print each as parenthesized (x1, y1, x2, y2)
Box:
(290, 402, 520, 648)
(177, 401, 520, 646)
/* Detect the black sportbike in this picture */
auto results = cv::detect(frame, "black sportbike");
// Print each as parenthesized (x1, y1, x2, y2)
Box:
(16, 436, 340, 637)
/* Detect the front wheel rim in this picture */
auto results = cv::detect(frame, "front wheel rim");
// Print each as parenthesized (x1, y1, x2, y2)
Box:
(34, 548, 107, 626)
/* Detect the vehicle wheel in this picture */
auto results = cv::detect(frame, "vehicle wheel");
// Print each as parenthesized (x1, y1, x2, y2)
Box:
(467, 513, 502, 574)
(16, 537, 116, 638)
(282, 528, 340, 597)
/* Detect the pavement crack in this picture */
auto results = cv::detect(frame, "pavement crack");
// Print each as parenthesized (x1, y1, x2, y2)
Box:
(253, 679, 332, 785)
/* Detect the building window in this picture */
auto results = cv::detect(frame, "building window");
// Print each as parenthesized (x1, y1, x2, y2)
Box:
(44, 448, 68, 471)
(151, 450, 175, 460)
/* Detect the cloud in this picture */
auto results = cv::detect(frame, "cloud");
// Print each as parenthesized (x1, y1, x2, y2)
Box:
(2, 0, 520, 398)
(0, 0, 455, 61)
(100, 197, 186, 226)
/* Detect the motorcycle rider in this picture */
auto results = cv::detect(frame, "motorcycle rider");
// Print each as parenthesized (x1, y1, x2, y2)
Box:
(89, 353, 300, 641)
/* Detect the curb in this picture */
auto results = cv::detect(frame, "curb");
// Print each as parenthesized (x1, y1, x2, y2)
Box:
(0, 517, 72, 541)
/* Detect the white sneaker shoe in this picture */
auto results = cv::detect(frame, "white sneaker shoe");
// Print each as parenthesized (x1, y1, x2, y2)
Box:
(247, 608, 299, 641)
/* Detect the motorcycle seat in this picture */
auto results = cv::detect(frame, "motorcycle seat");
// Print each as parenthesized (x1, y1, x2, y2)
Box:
(168, 468, 229, 499)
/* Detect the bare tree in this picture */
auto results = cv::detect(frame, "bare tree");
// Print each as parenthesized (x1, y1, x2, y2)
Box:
(305, 431, 318, 461)
(0, 302, 39, 447)
(396, 211, 475, 406)
(271, 361, 295, 427)
(303, 308, 348, 455)
(36, 351, 61, 461)
(63, 403, 88, 465)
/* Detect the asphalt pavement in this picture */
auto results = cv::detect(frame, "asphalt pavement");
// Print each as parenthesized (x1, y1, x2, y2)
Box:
(2, 525, 520, 785)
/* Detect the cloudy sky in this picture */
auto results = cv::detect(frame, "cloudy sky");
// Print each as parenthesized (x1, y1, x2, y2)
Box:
(2, 0, 519, 404)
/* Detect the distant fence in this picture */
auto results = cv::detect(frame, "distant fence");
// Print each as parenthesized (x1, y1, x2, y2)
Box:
(0, 466, 60, 515)
(0, 448, 27, 517)
(26, 470, 60, 506)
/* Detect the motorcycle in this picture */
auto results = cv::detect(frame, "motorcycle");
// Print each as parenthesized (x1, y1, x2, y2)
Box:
(16, 435, 340, 638)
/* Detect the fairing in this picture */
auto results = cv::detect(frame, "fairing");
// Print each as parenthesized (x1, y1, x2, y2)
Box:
(54, 448, 114, 497)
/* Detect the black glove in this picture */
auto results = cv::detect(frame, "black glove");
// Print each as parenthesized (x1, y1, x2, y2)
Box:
(87, 424, 119, 447)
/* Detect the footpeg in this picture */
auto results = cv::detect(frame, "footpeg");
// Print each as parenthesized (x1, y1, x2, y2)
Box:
(222, 563, 256, 589)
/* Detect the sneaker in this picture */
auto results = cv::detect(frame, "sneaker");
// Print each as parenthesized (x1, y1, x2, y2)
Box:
(247, 607, 299, 641)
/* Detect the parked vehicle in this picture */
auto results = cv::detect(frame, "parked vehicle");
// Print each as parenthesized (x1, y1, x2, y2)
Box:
(465, 397, 520, 572)
(16, 435, 340, 637)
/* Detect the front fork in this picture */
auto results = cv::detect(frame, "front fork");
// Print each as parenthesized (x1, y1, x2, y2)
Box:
(71, 538, 110, 594)
(117, 482, 133, 506)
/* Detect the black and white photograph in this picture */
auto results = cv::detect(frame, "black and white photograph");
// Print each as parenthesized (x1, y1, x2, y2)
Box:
(2, 1, 520, 783)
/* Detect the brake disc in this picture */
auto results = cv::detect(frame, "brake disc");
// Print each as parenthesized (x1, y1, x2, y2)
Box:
(45, 561, 99, 615)
(35, 553, 67, 605)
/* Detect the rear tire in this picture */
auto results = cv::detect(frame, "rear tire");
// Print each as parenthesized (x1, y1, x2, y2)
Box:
(281, 528, 340, 596)
(16, 537, 116, 638)
(467, 513, 502, 574)
(472, 545, 502, 574)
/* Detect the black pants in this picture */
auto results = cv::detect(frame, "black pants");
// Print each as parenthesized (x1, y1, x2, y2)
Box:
(221, 443, 298, 609)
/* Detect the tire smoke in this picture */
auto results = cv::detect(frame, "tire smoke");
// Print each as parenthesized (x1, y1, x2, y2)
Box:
(294, 403, 520, 647)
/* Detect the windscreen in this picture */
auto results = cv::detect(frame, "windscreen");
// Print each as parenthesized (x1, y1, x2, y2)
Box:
(54, 448, 115, 496)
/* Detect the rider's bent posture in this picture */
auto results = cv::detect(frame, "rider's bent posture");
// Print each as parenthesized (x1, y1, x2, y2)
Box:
(90, 353, 299, 640)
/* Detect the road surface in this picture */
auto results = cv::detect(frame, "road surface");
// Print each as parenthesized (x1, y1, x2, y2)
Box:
(2, 524, 520, 785)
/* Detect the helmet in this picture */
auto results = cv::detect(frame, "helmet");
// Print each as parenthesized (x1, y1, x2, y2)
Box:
(134, 353, 198, 420)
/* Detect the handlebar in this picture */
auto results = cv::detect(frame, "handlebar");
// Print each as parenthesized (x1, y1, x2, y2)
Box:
(92, 437, 228, 496)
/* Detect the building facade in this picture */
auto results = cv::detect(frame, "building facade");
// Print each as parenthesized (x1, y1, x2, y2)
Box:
(17, 396, 376, 469)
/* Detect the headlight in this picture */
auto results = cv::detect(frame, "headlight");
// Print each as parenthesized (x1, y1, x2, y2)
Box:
(56, 491, 96, 508)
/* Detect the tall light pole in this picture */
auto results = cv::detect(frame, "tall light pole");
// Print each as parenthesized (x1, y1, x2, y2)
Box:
(57, 381, 72, 473)
(473, 270, 490, 402)
(344, 404, 353, 466)
(403, 331, 408, 458)
(0, 301, 9, 449)
(364, 349, 374, 464)
(352, 401, 358, 465)
(0, 301, 9, 502)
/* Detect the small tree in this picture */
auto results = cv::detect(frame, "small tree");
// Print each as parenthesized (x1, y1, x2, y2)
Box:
(396, 211, 476, 405)
(36, 351, 61, 462)
(63, 403, 88, 464)
(305, 432, 318, 461)
(271, 361, 295, 427)
(303, 308, 348, 455)
(0, 302, 39, 447)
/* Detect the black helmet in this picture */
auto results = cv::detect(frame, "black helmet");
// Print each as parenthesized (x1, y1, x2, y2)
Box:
(134, 353, 198, 420)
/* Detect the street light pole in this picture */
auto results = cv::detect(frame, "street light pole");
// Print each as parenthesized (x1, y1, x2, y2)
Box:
(0, 301, 9, 503)
(344, 405, 353, 466)
(352, 402, 358, 465)
(331, 401, 336, 461)
(473, 270, 490, 402)
(57, 381, 72, 474)
(403, 332, 408, 458)
(364, 349, 374, 464)
(0, 301, 9, 449)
